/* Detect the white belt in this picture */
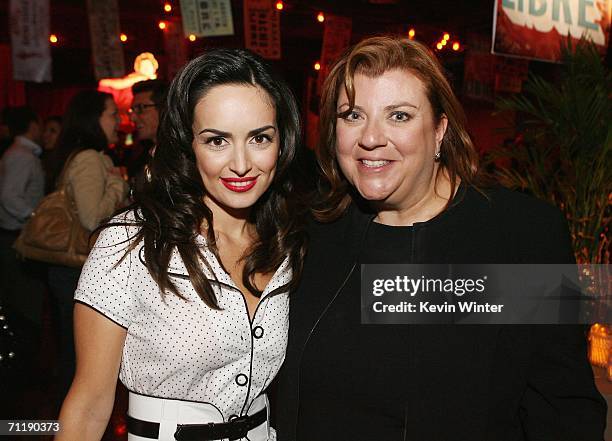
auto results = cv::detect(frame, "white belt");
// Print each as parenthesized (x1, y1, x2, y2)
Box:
(127, 392, 270, 441)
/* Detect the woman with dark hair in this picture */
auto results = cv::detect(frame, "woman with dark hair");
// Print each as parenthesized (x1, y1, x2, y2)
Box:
(276, 36, 606, 440)
(41, 115, 63, 192)
(48, 90, 128, 402)
(42, 115, 62, 151)
(57, 49, 305, 441)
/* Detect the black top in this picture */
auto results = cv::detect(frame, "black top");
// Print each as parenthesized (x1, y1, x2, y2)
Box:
(298, 223, 414, 440)
(277, 185, 606, 441)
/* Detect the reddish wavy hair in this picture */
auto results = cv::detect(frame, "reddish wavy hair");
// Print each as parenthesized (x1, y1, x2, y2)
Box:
(314, 35, 480, 221)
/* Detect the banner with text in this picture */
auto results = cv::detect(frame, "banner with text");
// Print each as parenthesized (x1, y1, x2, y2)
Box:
(87, 0, 125, 80)
(163, 18, 188, 80)
(493, 0, 611, 62)
(318, 14, 352, 92)
(243, 0, 281, 59)
(362, 264, 610, 324)
(180, 0, 234, 37)
(9, 0, 51, 82)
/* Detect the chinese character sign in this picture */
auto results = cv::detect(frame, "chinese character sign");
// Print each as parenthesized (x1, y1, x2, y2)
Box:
(163, 18, 188, 80)
(243, 0, 281, 60)
(9, 0, 52, 82)
(493, 0, 611, 62)
(87, 0, 125, 79)
(318, 14, 352, 91)
(180, 0, 235, 37)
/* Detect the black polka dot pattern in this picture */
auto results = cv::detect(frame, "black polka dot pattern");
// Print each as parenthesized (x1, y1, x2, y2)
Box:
(74, 212, 291, 423)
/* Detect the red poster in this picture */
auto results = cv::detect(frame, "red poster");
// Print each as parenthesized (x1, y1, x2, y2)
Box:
(463, 34, 496, 101)
(318, 14, 352, 92)
(493, 0, 611, 62)
(243, 0, 281, 60)
(163, 18, 188, 81)
(10, 0, 52, 82)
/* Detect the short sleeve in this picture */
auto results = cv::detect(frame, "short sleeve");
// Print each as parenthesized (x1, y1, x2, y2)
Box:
(74, 218, 141, 328)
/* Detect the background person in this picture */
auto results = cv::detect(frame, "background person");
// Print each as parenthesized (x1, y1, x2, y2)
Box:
(129, 79, 167, 145)
(46, 90, 129, 404)
(126, 80, 168, 183)
(42, 115, 62, 152)
(0, 106, 45, 326)
(57, 49, 305, 441)
(41, 115, 63, 193)
(276, 36, 606, 441)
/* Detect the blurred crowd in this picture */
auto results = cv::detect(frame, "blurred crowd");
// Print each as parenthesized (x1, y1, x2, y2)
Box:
(0, 79, 167, 412)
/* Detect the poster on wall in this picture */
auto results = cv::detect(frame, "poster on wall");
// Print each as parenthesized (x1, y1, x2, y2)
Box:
(492, 0, 611, 62)
(9, 0, 52, 82)
(180, 0, 234, 37)
(464, 34, 496, 102)
(243, 0, 281, 60)
(465, 33, 530, 100)
(318, 14, 352, 91)
(86, 0, 125, 80)
(0, 44, 26, 107)
(163, 18, 188, 80)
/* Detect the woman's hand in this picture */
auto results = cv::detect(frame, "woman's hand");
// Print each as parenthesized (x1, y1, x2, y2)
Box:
(56, 303, 127, 441)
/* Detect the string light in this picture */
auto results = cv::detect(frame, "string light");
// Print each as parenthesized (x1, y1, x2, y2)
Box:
(408, 28, 415, 39)
(275, 1, 283, 10)
(317, 12, 325, 22)
(452, 42, 460, 51)
(120, 33, 128, 42)
(443, 33, 450, 41)
(158, 21, 167, 30)
(49, 34, 58, 44)
(314, 61, 321, 71)
(164, 3, 172, 12)
(188, 34, 197, 42)
(436, 42, 443, 50)
(441, 39, 447, 46)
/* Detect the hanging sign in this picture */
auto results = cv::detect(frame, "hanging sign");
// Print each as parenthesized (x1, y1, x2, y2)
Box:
(318, 14, 352, 91)
(494, 57, 530, 93)
(243, 0, 281, 60)
(180, 0, 235, 37)
(9, 0, 52, 82)
(0, 44, 26, 107)
(87, 0, 125, 80)
(492, 0, 611, 62)
(163, 18, 188, 79)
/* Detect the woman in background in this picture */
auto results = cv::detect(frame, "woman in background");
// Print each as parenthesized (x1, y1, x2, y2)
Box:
(47, 90, 128, 403)
(42, 115, 62, 152)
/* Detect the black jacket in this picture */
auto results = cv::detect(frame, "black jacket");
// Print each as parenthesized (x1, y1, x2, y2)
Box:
(276, 185, 606, 441)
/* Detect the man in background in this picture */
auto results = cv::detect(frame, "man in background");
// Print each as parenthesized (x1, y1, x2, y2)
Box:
(130, 79, 167, 146)
(0, 106, 45, 326)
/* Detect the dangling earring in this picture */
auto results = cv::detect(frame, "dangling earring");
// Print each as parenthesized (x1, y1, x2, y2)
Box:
(144, 164, 152, 182)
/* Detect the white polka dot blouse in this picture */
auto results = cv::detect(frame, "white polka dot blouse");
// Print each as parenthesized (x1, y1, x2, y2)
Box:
(74, 212, 292, 419)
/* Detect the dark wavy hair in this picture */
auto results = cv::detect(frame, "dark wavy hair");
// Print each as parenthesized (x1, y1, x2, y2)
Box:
(315, 36, 481, 221)
(112, 48, 306, 308)
(48, 90, 112, 188)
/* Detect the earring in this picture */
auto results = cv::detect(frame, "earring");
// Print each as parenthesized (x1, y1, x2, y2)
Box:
(144, 164, 152, 182)
(434, 150, 441, 161)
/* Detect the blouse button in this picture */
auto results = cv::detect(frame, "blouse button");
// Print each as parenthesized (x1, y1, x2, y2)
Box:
(252, 326, 264, 339)
(235, 373, 249, 386)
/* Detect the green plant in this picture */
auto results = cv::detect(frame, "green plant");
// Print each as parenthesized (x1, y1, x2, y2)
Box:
(487, 38, 611, 264)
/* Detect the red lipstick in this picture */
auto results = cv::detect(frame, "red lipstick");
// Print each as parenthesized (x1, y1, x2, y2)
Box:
(220, 176, 258, 192)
